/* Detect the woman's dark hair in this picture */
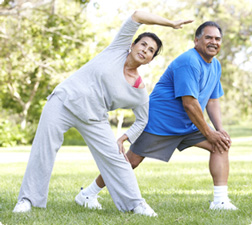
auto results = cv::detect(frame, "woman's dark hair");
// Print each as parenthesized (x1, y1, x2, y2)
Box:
(195, 21, 223, 39)
(133, 32, 163, 58)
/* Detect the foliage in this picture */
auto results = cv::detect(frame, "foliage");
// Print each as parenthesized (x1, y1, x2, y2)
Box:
(0, 0, 251, 146)
(63, 127, 86, 146)
(0, 119, 27, 147)
(0, 0, 95, 145)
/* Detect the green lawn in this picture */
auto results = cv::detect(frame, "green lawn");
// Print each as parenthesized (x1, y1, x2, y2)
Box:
(0, 135, 252, 224)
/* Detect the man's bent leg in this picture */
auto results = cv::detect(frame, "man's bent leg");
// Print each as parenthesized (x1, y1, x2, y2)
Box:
(95, 150, 144, 188)
(126, 150, 145, 169)
(194, 140, 229, 186)
(96, 174, 105, 188)
(194, 140, 237, 210)
(80, 149, 145, 202)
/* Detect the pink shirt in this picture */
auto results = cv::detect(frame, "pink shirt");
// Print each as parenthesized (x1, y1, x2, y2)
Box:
(133, 76, 142, 88)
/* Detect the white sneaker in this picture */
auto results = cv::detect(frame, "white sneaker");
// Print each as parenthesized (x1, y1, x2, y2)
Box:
(133, 201, 157, 217)
(209, 199, 238, 210)
(13, 199, 31, 213)
(75, 190, 102, 209)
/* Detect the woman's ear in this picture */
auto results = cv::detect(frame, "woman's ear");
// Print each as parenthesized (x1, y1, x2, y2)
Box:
(129, 43, 134, 53)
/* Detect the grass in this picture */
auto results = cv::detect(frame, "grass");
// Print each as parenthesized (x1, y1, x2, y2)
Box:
(0, 126, 252, 225)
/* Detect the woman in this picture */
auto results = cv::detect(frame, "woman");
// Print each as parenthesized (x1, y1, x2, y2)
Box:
(13, 10, 193, 216)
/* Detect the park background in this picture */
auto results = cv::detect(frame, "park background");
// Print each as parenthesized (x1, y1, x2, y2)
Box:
(0, 0, 252, 224)
(0, 0, 251, 146)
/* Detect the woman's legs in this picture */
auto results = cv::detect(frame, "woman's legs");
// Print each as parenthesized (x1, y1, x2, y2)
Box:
(17, 95, 73, 208)
(76, 121, 144, 212)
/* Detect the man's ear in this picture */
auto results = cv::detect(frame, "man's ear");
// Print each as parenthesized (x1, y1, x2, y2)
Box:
(194, 37, 198, 46)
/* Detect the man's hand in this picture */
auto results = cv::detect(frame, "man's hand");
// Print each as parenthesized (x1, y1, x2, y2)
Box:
(206, 129, 231, 153)
(218, 128, 232, 143)
(182, 96, 231, 154)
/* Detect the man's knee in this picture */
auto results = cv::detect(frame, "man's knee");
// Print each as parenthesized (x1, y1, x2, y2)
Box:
(195, 140, 230, 156)
(130, 159, 141, 169)
(126, 150, 144, 169)
(195, 140, 215, 153)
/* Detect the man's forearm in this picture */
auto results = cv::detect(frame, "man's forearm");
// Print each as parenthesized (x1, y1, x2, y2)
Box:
(182, 96, 212, 138)
(206, 99, 223, 131)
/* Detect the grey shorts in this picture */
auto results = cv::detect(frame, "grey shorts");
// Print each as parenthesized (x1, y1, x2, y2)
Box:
(130, 131, 206, 162)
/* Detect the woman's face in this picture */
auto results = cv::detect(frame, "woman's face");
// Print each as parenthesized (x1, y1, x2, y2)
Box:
(130, 37, 158, 65)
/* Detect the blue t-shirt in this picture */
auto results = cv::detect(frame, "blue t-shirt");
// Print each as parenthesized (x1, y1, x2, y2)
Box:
(144, 48, 224, 136)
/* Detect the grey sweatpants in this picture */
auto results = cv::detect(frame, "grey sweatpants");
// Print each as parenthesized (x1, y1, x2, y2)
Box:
(17, 94, 143, 211)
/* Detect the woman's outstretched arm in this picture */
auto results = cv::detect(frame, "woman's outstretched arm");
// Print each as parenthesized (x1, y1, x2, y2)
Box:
(131, 10, 193, 29)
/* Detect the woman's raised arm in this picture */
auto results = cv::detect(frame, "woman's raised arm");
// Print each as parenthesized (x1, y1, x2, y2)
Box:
(131, 10, 193, 29)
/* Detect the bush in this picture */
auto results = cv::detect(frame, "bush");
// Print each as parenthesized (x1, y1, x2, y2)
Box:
(0, 119, 86, 147)
(0, 120, 28, 147)
(63, 127, 86, 146)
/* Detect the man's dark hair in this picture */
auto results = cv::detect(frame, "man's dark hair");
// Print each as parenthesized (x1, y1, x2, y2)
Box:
(195, 21, 223, 39)
(133, 32, 163, 58)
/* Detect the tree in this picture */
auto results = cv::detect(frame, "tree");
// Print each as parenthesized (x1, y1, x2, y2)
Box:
(1, 0, 251, 146)
(0, 0, 95, 145)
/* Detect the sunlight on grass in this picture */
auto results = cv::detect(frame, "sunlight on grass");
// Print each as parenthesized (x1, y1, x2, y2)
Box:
(1, 158, 252, 224)
(0, 126, 251, 225)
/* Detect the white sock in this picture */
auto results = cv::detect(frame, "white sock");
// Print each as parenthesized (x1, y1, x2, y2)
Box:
(81, 180, 103, 196)
(213, 186, 228, 203)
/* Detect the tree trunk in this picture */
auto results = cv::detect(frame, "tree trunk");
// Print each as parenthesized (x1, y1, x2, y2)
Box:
(116, 110, 124, 138)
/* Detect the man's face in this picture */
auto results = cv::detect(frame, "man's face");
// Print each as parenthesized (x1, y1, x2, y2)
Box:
(194, 26, 222, 63)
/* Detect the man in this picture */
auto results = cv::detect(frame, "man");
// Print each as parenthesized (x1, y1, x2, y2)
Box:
(78, 21, 237, 211)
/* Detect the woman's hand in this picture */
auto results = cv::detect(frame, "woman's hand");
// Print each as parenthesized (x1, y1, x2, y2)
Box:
(172, 20, 194, 29)
(117, 134, 129, 162)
